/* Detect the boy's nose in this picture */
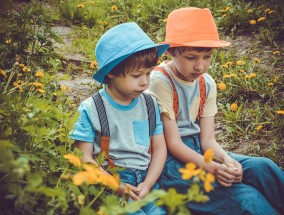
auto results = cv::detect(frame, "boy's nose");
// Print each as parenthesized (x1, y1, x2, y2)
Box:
(194, 61, 205, 71)
(140, 77, 148, 86)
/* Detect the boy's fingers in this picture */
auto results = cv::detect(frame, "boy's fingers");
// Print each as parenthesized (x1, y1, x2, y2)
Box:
(126, 184, 141, 193)
(129, 191, 141, 201)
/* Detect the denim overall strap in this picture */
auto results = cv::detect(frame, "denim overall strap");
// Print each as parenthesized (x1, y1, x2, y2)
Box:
(154, 66, 206, 122)
(92, 92, 114, 167)
(142, 93, 156, 154)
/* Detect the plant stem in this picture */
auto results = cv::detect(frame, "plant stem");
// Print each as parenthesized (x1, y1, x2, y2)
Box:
(87, 187, 105, 208)
(213, 157, 229, 167)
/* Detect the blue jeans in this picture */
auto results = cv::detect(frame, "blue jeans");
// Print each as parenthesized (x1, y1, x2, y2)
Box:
(118, 169, 166, 215)
(159, 135, 284, 215)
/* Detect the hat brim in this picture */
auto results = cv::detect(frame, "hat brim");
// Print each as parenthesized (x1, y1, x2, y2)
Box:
(93, 43, 169, 84)
(160, 40, 230, 48)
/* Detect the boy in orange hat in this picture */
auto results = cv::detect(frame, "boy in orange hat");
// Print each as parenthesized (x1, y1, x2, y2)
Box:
(147, 7, 284, 214)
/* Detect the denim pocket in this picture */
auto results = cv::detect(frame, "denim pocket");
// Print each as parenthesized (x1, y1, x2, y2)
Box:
(133, 120, 150, 147)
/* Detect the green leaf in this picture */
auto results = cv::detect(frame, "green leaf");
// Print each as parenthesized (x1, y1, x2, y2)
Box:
(79, 207, 96, 215)
(27, 172, 43, 188)
(156, 188, 186, 214)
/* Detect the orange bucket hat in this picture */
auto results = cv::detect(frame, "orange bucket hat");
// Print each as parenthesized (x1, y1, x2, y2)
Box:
(161, 7, 230, 48)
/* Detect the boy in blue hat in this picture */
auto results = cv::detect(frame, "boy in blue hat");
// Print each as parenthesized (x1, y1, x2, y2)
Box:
(71, 22, 169, 214)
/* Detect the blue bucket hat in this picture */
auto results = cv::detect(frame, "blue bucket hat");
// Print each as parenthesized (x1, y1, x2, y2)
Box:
(93, 22, 169, 84)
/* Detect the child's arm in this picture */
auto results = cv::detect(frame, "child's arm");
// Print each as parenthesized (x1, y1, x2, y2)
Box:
(137, 133, 167, 198)
(161, 114, 219, 172)
(199, 117, 243, 185)
(162, 113, 242, 186)
(75, 141, 141, 200)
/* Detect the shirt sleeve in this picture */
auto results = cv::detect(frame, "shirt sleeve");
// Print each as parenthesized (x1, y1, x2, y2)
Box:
(152, 98, 163, 135)
(70, 102, 95, 143)
(146, 77, 176, 120)
(202, 75, 218, 117)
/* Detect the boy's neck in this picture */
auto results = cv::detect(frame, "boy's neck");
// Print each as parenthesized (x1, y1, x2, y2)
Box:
(105, 86, 134, 106)
(167, 61, 194, 82)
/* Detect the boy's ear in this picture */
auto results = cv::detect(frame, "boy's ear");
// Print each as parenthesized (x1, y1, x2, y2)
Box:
(166, 50, 175, 57)
(106, 73, 114, 79)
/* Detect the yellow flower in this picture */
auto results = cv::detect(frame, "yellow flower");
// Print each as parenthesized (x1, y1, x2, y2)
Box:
(222, 14, 227, 18)
(38, 89, 45, 93)
(236, 60, 245, 66)
(90, 60, 98, 69)
(256, 125, 263, 131)
(225, 6, 230, 11)
(35, 70, 44, 78)
(253, 58, 261, 63)
(204, 149, 214, 163)
(257, 17, 265, 22)
(247, 9, 253, 13)
(111, 5, 118, 11)
(60, 85, 67, 92)
(0, 69, 7, 77)
(268, 10, 274, 14)
(223, 74, 231, 78)
(204, 149, 230, 167)
(203, 173, 215, 192)
(77, 3, 84, 8)
(239, 69, 245, 73)
(19, 63, 25, 67)
(77, 194, 85, 206)
(64, 154, 82, 167)
(5, 39, 11, 44)
(29, 82, 43, 87)
(267, 82, 274, 86)
(179, 163, 202, 180)
(22, 66, 31, 72)
(273, 51, 280, 55)
(273, 76, 279, 82)
(72, 171, 89, 185)
(98, 174, 119, 190)
(218, 82, 226, 91)
(249, 20, 257, 25)
(221, 61, 233, 68)
(89, 1, 94, 5)
(230, 73, 237, 78)
(17, 86, 23, 92)
(275, 110, 284, 115)
(230, 103, 238, 111)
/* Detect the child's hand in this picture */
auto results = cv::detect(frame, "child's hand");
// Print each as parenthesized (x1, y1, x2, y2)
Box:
(137, 182, 151, 199)
(117, 183, 141, 201)
(215, 163, 237, 187)
(223, 157, 243, 183)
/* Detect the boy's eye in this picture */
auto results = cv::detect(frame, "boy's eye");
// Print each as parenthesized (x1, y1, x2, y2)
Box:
(204, 55, 212, 59)
(186, 56, 195, 60)
(132, 75, 140, 78)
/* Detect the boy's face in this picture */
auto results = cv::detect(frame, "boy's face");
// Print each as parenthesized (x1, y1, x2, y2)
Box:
(170, 47, 214, 82)
(107, 66, 153, 104)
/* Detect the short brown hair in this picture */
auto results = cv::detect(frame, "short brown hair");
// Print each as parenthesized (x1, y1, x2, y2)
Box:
(104, 47, 158, 83)
(167, 46, 213, 56)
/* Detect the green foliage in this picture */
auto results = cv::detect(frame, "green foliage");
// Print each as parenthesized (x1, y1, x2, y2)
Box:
(0, 0, 62, 69)
(1, 0, 283, 214)
(215, 0, 284, 43)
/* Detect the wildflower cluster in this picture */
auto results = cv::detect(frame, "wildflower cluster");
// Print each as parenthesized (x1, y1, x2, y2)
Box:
(179, 163, 215, 192)
(64, 154, 119, 190)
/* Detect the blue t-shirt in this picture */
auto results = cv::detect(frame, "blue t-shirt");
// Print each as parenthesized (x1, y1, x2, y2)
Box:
(70, 88, 163, 170)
